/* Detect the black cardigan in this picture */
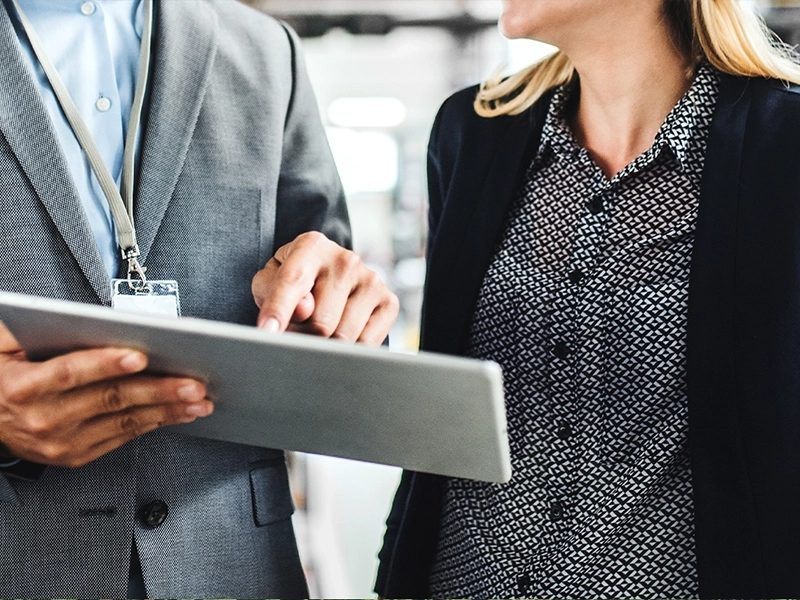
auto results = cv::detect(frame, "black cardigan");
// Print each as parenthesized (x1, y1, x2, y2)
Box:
(376, 74, 800, 598)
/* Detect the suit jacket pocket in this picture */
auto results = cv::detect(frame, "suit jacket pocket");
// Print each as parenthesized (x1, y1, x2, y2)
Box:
(249, 458, 295, 527)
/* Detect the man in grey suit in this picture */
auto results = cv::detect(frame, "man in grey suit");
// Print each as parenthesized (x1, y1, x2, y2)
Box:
(0, 0, 398, 597)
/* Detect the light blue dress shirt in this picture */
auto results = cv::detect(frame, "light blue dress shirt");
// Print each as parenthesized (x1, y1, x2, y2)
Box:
(10, 0, 144, 278)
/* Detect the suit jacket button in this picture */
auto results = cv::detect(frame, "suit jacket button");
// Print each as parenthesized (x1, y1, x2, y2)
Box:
(139, 500, 169, 529)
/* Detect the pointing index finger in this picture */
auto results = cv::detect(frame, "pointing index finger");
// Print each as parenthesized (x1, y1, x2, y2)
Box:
(256, 237, 326, 331)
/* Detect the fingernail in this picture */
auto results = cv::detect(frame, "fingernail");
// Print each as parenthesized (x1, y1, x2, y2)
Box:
(259, 317, 280, 333)
(185, 402, 213, 417)
(120, 352, 147, 372)
(177, 383, 204, 402)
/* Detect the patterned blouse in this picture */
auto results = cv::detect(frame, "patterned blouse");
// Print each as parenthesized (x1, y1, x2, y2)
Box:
(429, 64, 720, 598)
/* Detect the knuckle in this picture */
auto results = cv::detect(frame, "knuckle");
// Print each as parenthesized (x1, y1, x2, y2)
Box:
(279, 265, 306, 288)
(38, 441, 65, 463)
(101, 382, 125, 413)
(384, 292, 400, 314)
(118, 411, 162, 439)
(0, 378, 26, 406)
(63, 455, 89, 469)
(360, 334, 383, 347)
(52, 359, 79, 389)
(299, 230, 327, 247)
(308, 314, 337, 337)
(363, 270, 384, 291)
(330, 329, 354, 342)
(117, 412, 141, 435)
(22, 413, 52, 437)
(336, 251, 362, 274)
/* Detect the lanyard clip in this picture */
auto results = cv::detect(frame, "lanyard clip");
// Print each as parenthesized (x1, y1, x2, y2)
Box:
(123, 247, 148, 290)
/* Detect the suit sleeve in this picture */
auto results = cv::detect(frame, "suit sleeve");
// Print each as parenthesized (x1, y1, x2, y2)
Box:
(425, 95, 452, 262)
(272, 23, 351, 251)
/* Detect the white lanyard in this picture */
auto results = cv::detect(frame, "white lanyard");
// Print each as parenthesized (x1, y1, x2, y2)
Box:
(12, 0, 154, 286)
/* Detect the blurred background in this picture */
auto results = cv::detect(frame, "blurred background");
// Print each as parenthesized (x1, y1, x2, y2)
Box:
(238, 0, 799, 596)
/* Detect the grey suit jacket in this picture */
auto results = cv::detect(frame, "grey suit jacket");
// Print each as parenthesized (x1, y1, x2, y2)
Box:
(0, 0, 349, 596)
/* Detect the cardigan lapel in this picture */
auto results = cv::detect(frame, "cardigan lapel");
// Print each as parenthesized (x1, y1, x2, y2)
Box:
(0, 2, 109, 302)
(133, 0, 218, 266)
(422, 101, 549, 355)
(687, 74, 766, 598)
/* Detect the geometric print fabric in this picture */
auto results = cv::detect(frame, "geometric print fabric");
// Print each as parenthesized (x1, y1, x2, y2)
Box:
(429, 64, 720, 599)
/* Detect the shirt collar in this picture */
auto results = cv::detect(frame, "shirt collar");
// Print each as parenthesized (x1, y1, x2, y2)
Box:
(539, 62, 720, 175)
(653, 62, 719, 171)
(539, 82, 579, 162)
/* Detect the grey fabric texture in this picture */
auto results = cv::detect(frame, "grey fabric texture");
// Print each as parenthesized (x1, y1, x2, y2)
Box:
(0, 475, 17, 504)
(0, 0, 349, 596)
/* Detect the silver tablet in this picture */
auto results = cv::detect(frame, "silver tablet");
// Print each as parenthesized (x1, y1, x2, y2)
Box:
(0, 291, 510, 483)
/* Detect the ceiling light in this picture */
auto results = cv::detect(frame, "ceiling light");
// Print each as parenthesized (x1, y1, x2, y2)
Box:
(328, 97, 407, 129)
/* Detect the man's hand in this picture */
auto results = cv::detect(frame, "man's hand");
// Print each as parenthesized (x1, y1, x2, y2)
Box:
(0, 322, 213, 469)
(252, 232, 399, 346)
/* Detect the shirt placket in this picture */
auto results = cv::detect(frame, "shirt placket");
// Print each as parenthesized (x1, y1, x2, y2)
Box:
(529, 149, 613, 580)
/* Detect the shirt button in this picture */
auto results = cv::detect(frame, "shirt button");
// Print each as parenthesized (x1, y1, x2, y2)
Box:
(568, 269, 584, 284)
(80, 1, 96, 16)
(557, 424, 572, 440)
(550, 500, 564, 521)
(552, 341, 570, 360)
(95, 97, 112, 112)
(588, 197, 604, 215)
(517, 573, 531, 592)
(138, 500, 169, 529)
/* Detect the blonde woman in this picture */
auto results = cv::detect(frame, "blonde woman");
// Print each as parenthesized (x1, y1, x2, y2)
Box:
(376, 0, 800, 597)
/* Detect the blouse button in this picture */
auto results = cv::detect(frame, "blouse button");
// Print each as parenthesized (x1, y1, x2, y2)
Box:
(552, 341, 570, 360)
(588, 197, 604, 215)
(517, 573, 531, 592)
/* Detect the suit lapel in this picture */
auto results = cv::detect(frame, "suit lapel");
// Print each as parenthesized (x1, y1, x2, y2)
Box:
(134, 0, 218, 265)
(422, 102, 548, 355)
(0, 2, 109, 301)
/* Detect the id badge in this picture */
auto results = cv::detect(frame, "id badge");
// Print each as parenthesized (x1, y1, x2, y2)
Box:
(111, 279, 181, 317)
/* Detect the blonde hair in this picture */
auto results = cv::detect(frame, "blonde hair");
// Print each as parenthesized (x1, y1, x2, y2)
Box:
(475, 0, 800, 117)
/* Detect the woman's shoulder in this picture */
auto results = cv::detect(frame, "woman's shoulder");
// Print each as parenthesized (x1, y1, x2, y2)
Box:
(435, 82, 553, 125)
(429, 83, 553, 157)
(751, 76, 800, 128)
(750, 75, 800, 96)
(429, 85, 484, 147)
(720, 73, 800, 118)
(720, 75, 800, 157)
